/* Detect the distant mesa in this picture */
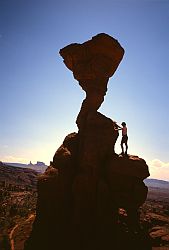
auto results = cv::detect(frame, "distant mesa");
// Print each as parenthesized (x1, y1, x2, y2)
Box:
(24, 34, 151, 250)
(0, 162, 38, 190)
(145, 178, 169, 189)
(3, 161, 47, 173)
(28, 161, 46, 167)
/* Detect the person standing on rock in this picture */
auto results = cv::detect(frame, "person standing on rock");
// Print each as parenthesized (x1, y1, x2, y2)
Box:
(120, 122, 128, 155)
(115, 121, 128, 155)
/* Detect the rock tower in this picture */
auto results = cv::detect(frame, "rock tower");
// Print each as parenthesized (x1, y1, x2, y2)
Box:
(24, 34, 151, 250)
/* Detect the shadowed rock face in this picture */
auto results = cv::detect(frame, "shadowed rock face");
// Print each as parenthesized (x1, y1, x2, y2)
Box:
(24, 34, 151, 250)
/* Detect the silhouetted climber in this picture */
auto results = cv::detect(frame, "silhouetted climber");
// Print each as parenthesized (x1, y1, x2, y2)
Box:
(120, 122, 128, 155)
(115, 122, 128, 154)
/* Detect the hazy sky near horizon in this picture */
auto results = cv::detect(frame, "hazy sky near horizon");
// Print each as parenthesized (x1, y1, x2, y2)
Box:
(0, 0, 169, 180)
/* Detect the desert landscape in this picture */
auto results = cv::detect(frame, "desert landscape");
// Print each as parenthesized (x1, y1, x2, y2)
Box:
(1, 1, 169, 248)
(1, 30, 169, 250)
(0, 162, 38, 250)
(0, 161, 168, 250)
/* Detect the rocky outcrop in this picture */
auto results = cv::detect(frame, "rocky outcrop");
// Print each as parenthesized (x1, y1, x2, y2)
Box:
(24, 133, 151, 250)
(24, 34, 151, 250)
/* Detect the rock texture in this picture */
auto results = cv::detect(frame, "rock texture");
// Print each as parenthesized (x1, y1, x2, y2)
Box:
(60, 33, 124, 129)
(24, 34, 151, 250)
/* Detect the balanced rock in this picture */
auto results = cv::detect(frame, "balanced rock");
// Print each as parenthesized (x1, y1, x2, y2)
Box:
(60, 33, 124, 88)
(25, 34, 151, 250)
(60, 33, 124, 129)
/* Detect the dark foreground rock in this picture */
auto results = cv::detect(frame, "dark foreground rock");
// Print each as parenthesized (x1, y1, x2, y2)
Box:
(24, 133, 151, 250)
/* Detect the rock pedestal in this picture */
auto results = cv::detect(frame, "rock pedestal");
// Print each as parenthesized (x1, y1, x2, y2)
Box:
(24, 34, 151, 250)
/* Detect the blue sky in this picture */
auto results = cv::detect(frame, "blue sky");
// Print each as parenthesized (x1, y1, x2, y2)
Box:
(0, 0, 169, 180)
